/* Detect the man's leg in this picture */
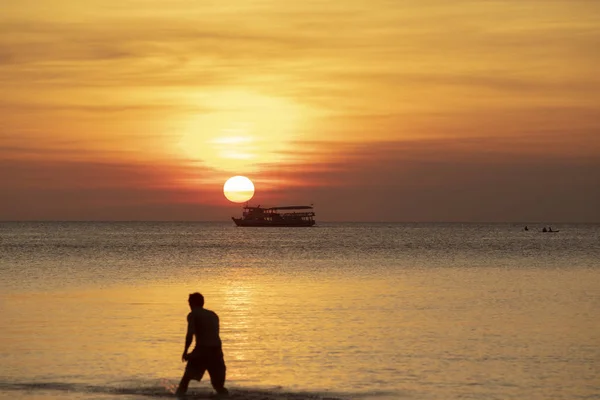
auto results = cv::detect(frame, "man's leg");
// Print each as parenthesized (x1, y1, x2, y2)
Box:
(207, 348, 228, 395)
(176, 358, 206, 396)
(175, 373, 191, 396)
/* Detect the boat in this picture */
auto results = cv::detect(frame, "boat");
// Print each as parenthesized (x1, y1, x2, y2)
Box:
(541, 227, 560, 232)
(232, 204, 316, 227)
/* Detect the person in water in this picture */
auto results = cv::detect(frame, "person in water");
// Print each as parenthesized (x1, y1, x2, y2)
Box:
(176, 292, 228, 397)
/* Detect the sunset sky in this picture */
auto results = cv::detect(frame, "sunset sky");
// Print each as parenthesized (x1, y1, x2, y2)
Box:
(1, 0, 599, 222)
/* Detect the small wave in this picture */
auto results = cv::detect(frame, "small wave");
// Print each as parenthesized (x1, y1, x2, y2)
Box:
(0, 381, 350, 399)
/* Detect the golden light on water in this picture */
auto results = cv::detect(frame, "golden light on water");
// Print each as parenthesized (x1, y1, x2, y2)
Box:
(223, 176, 255, 203)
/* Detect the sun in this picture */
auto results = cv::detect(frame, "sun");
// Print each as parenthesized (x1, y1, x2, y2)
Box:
(223, 176, 255, 203)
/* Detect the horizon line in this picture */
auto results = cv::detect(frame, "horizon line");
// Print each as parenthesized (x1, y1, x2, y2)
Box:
(1, 220, 597, 224)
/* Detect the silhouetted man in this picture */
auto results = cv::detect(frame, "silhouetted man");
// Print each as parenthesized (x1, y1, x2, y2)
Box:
(176, 292, 228, 397)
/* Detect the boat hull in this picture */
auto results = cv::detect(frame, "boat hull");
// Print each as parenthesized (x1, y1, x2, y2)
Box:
(232, 217, 315, 227)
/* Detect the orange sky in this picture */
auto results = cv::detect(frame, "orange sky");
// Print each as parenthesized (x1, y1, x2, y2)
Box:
(1, 0, 599, 222)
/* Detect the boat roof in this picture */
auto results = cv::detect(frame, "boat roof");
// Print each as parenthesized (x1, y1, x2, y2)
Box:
(245, 205, 313, 210)
(270, 205, 313, 210)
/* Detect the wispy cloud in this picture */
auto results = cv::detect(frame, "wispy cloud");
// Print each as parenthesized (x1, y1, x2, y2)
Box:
(1, 135, 599, 221)
(1, 0, 599, 221)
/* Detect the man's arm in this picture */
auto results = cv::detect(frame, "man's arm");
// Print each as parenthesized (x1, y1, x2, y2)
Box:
(182, 314, 194, 362)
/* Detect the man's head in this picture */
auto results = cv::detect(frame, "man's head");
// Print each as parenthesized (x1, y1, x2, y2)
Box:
(188, 292, 204, 309)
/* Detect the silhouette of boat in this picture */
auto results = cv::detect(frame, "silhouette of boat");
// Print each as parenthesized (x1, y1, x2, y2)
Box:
(232, 204, 316, 227)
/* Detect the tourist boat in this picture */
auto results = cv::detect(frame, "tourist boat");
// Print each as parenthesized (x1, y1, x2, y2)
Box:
(232, 204, 316, 227)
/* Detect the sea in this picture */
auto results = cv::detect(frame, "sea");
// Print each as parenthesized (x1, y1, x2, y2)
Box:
(0, 222, 598, 400)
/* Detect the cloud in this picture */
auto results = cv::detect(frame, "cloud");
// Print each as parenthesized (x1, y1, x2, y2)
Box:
(1, 136, 598, 222)
(0, 156, 232, 220)
(0, 101, 192, 114)
(1, 0, 598, 222)
(2, 0, 598, 91)
(252, 138, 600, 222)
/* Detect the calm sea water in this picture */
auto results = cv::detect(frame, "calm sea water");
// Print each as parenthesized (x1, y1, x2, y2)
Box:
(0, 222, 598, 400)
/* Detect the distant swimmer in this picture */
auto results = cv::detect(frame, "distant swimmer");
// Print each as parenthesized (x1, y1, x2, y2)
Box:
(176, 292, 229, 397)
(542, 227, 547, 232)
(524, 226, 529, 231)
